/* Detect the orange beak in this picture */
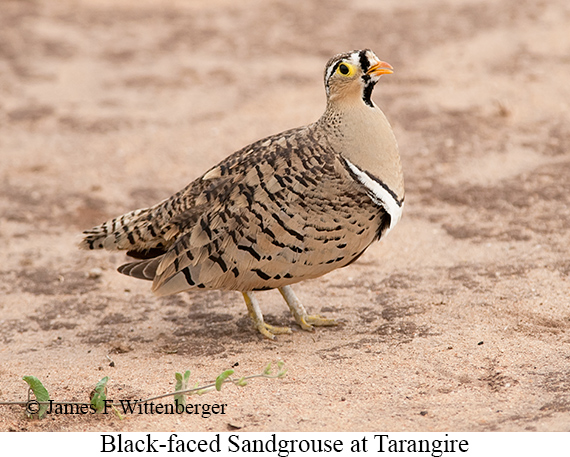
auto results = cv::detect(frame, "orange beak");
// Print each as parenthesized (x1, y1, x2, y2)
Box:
(367, 60, 394, 76)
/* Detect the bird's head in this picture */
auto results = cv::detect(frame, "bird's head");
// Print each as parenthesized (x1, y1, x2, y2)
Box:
(324, 49, 393, 108)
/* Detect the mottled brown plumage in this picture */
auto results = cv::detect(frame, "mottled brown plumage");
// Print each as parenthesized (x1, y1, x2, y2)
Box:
(81, 49, 404, 339)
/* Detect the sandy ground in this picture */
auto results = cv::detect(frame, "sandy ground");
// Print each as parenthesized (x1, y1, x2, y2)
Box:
(1, 0, 569, 432)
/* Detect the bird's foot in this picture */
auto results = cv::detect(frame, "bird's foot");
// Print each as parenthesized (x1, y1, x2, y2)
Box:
(243, 288, 337, 339)
(299, 314, 338, 330)
(278, 285, 337, 332)
(255, 322, 293, 340)
(243, 291, 292, 340)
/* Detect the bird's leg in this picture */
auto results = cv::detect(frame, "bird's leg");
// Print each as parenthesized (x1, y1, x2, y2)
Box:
(278, 285, 338, 331)
(242, 291, 292, 340)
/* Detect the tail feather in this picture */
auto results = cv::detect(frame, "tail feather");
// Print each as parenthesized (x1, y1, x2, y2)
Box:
(79, 206, 176, 253)
(117, 257, 162, 281)
(79, 170, 213, 254)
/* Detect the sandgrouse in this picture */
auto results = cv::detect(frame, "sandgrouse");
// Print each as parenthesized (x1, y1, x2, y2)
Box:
(81, 49, 404, 339)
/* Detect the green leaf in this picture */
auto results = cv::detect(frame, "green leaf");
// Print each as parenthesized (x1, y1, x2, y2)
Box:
(276, 361, 287, 378)
(196, 386, 215, 395)
(112, 405, 125, 420)
(23, 375, 50, 419)
(215, 369, 234, 391)
(90, 376, 109, 413)
(174, 370, 191, 406)
(263, 362, 272, 376)
(236, 377, 248, 387)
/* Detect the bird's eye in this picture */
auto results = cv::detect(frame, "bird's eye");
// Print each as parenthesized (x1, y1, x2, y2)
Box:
(337, 63, 354, 76)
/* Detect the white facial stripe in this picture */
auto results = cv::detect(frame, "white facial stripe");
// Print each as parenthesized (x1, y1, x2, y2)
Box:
(325, 61, 337, 85)
(325, 51, 366, 89)
(348, 52, 361, 67)
(344, 158, 403, 234)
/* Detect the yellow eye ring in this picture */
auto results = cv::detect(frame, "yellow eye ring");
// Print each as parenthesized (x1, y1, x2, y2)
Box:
(336, 62, 355, 77)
